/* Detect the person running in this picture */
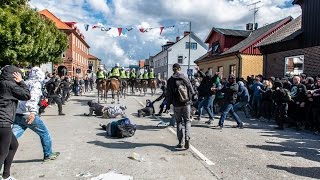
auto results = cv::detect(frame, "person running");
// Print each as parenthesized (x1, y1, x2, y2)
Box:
(0, 65, 31, 180)
(218, 74, 243, 129)
(13, 67, 60, 162)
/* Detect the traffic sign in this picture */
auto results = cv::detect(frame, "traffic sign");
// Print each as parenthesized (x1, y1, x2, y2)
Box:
(187, 69, 193, 76)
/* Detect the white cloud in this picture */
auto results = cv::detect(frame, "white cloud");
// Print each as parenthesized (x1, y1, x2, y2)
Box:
(87, 0, 111, 17)
(29, 0, 302, 67)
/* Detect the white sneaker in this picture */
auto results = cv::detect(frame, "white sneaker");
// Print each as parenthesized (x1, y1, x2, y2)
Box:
(3, 176, 18, 180)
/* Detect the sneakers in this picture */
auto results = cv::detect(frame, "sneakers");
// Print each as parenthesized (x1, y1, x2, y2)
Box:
(2, 176, 18, 180)
(237, 122, 244, 129)
(43, 152, 60, 162)
(176, 144, 183, 148)
(155, 114, 162, 116)
(58, 112, 66, 116)
(205, 120, 212, 125)
(185, 139, 190, 149)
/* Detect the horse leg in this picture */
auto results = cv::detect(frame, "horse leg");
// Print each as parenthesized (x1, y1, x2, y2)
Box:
(98, 90, 100, 104)
(117, 90, 120, 104)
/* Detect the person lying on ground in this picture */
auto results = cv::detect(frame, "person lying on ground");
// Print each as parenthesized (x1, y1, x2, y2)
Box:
(102, 105, 127, 118)
(138, 99, 155, 117)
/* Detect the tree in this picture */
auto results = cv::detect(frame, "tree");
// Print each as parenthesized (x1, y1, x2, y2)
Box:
(0, 1, 68, 67)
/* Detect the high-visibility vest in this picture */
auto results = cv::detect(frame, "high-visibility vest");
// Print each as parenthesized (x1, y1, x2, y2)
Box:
(120, 70, 127, 78)
(149, 72, 155, 79)
(112, 68, 120, 77)
(97, 71, 105, 79)
(138, 74, 143, 79)
(126, 72, 130, 78)
(143, 73, 149, 79)
(130, 72, 136, 78)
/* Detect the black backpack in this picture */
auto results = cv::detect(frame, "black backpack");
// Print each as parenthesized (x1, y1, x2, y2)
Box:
(175, 78, 190, 103)
(274, 88, 291, 103)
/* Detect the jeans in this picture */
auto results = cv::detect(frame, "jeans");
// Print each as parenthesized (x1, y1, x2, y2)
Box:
(13, 115, 52, 157)
(252, 95, 261, 117)
(234, 101, 250, 118)
(174, 105, 191, 144)
(219, 103, 242, 127)
(198, 95, 215, 120)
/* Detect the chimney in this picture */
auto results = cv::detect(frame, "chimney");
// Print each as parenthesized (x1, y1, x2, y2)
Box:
(176, 36, 180, 42)
(184, 31, 190, 37)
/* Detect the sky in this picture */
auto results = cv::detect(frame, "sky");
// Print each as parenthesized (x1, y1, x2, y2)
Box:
(29, 0, 301, 68)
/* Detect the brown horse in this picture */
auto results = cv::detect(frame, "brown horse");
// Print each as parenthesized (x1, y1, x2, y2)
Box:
(142, 80, 148, 96)
(106, 78, 121, 104)
(149, 79, 157, 96)
(96, 79, 107, 103)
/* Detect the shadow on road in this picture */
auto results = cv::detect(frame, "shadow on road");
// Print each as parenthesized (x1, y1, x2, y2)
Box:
(87, 140, 178, 152)
(267, 165, 320, 179)
(13, 159, 43, 163)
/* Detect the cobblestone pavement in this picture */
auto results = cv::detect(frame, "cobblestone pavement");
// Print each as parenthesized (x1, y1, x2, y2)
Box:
(10, 91, 320, 180)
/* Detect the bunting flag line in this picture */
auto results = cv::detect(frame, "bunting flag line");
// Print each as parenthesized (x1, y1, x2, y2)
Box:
(84, 24, 89, 31)
(126, 27, 133, 31)
(118, 28, 123, 36)
(160, 26, 164, 35)
(101, 27, 111, 31)
(84, 24, 176, 36)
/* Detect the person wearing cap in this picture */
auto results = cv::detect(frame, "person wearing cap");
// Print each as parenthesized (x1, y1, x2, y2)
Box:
(166, 63, 195, 149)
(218, 74, 243, 129)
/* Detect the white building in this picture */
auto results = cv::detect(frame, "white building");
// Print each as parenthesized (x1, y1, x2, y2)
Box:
(152, 32, 207, 80)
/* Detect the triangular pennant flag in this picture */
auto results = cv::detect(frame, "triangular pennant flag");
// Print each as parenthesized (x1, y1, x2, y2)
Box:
(84, 24, 89, 31)
(101, 27, 111, 31)
(92, 25, 101, 29)
(145, 28, 152, 32)
(160, 26, 164, 35)
(118, 28, 123, 36)
(126, 27, 133, 31)
(139, 28, 145, 33)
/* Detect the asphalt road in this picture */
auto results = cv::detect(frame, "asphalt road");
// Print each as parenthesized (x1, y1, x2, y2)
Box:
(10, 90, 320, 180)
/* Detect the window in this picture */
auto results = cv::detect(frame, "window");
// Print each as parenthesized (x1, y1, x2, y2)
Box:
(62, 52, 66, 58)
(185, 42, 198, 49)
(229, 64, 236, 76)
(211, 41, 220, 54)
(285, 55, 304, 76)
(178, 56, 183, 64)
(218, 66, 224, 78)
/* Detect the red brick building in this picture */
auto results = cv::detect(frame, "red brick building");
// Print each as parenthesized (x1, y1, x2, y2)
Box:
(39, 9, 90, 77)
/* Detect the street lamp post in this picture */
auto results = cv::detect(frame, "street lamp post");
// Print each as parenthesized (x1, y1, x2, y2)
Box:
(187, 21, 192, 79)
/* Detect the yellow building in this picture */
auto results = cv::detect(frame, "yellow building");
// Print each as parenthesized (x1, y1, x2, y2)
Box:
(195, 17, 292, 79)
(88, 54, 101, 73)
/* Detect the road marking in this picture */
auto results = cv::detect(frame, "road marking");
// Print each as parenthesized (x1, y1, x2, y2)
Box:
(133, 97, 215, 166)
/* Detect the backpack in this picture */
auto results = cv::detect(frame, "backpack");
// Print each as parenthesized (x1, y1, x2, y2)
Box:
(175, 78, 190, 103)
(274, 88, 291, 103)
(107, 118, 136, 138)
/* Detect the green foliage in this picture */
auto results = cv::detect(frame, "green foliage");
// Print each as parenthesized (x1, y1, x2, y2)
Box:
(0, 0, 29, 8)
(0, 4, 68, 67)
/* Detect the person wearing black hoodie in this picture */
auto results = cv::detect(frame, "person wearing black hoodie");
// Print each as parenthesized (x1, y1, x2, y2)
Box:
(195, 67, 221, 124)
(218, 74, 243, 129)
(0, 65, 31, 180)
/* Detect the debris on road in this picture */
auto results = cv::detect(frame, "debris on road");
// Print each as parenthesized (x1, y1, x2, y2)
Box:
(128, 152, 144, 162)
(91, 171, 133, 180)
(76, 172, 92, 178)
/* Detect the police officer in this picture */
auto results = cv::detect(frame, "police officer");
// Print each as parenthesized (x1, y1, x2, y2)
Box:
(109, 63, 120, 80)
(120, 67, 127, 80)
(149, 68, 155, 80)
(142, 69, 149, 80)
(96, 67, 105, 83)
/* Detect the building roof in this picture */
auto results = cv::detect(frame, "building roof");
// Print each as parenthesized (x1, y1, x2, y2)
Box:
(39, 9, 72, 30)
(256, 16, 302, 47)
(221, 16, 292, 55)
(88, 54, 100, 60)
(205, 28, 250, 43)
(293, 0, 303, 5)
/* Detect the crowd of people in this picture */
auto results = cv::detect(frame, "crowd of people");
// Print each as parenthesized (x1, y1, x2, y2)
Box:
(155, 64, 320, 149)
